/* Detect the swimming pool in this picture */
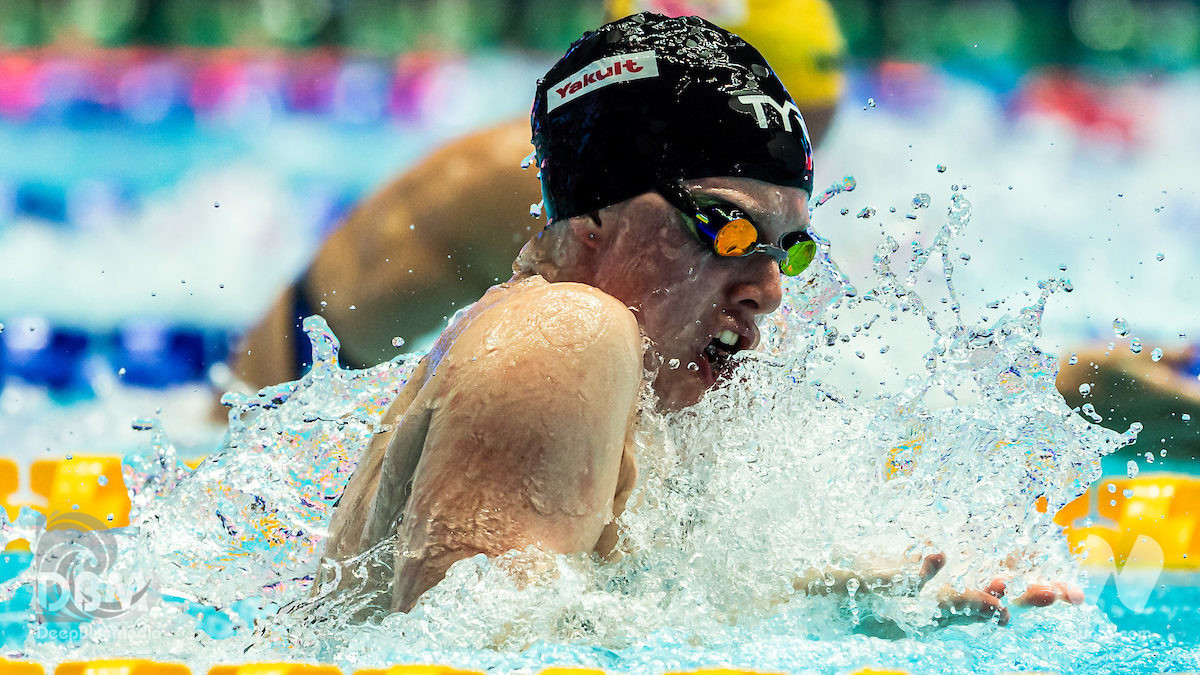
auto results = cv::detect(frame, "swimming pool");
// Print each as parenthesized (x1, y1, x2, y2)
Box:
(2, 52, 1199, 675)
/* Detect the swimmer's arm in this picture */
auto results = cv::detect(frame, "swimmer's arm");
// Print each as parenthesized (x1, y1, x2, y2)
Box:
(792, 551, 1081, 633)
(390, 291, 642, 611)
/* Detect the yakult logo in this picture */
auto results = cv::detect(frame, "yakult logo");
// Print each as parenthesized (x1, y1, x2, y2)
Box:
(547, 50, 659, 111)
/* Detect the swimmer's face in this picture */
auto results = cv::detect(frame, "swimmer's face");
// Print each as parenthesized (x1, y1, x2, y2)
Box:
(587, 176, 810, 410)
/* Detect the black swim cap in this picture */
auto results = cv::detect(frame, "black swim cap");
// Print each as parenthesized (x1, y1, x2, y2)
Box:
(532, 12, 814, 222)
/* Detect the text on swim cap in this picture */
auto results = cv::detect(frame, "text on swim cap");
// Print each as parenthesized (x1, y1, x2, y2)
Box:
(735, 94, 808, 134)
(547, 50, 659, 112)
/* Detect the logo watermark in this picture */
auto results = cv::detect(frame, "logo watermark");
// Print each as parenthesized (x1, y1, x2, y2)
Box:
(31, 512, 159, 624)
(1076, 532, 1165, 612)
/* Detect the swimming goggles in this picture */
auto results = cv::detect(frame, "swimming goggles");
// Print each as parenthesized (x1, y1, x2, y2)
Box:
(657, 182, 817, 277)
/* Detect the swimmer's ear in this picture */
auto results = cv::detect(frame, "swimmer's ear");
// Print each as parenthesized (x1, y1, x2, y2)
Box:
(569, 211, 606, 251)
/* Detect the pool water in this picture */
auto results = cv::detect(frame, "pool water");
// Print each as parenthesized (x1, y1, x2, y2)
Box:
(0, 61, 1198, 674)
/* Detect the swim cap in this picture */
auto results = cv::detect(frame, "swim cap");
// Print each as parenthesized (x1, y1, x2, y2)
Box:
(532, 12, 814, 222)
(605, 0, 846, 107)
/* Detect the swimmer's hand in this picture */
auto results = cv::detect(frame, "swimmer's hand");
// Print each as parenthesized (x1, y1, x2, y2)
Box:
(793, 552, 948, 599)
(795, 553, 1084, 631)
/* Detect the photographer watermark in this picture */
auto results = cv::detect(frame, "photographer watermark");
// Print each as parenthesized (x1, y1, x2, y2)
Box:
(32, 511, 159, 623)
(1076, 531, 1165, 612)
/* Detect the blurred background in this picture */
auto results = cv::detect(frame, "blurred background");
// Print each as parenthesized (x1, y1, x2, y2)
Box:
(0, 0, 1197, 474)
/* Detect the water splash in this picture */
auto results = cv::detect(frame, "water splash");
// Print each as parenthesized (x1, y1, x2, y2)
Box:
(1113, 317, 1130, 338)
(811, 175, 857, 209)
(0, 187, 1173, 672)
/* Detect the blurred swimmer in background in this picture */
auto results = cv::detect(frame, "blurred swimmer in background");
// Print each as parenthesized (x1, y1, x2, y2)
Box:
(1057, 345, 1200, 462)
(314, 12, 1080, 622)
(222, 0, 847, 393)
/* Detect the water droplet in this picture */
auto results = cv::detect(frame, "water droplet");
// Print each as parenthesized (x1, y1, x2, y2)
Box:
(520, 149, 536, 169)
(409, 224, 415, 230)
(864, 97, 876, 109)
(1107, 483, 1116, 493)
(117, 367, 126, 376)
(1156, 253, 1165, 261)
(218, 283, 225, 289)
(856, 206, 876, 219)
(1130, 337, 1142, 354)
(1078, 383, 1091, 396)
(0, 323, 5, 334)
(1123, 488, 1135, 498)
(912, 193, 931, 209)
(839, 208, 849, 216)
(842, 175, 857, 191)
(1112, 317, 1129, 337)
(97, 475, 108, 486)
(855, 350, 865, 359)
(1058, 263, 1068, 271)
(213, 201, 220, 208)
(1151, 347, 1164, 362)
(959, 253, 971, 262)
(348, 305, 356, 311)
(529, 201, 544, 218)
(131, 418, 154, 431)
(1126, 461, 1139, 478)
(668, 358, 680, 370)
(391, 337, 406, 348)
(1184, 413, 1193, 422)
(686, 361, 700, 372)
(936, 163, 947, 173)
(1068, 352, 1078, 365)
(1161, 448, 1168, 457)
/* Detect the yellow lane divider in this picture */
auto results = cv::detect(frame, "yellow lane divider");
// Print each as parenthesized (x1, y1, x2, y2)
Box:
(352, 662, 484, 667)
(0, 456, 202, 551)
(208, 664, 340, 674)
(1054, 474, 1200, 570)
(56, 660, 189, 674)
(0, 657, 45, 674)
(0, 661, 1176, 675)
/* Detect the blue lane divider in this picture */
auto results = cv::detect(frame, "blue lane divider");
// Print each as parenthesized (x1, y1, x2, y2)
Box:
(2, 319, 90, 392)
(0, 318, 234, 393)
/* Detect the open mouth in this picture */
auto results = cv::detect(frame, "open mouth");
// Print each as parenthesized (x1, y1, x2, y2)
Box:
(701, 330, 741, 377)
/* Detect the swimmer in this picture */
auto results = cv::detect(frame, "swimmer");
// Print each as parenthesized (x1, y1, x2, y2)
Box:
(222, 0, 847, 393)
(1057, 344, 1200, 455)
(317, 13, 1080, 625)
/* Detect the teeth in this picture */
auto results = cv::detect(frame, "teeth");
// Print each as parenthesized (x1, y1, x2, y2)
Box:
(717, 330, 738, 347)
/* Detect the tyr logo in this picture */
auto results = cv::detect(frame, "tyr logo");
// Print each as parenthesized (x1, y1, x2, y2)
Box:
(735, 94, 807, 134)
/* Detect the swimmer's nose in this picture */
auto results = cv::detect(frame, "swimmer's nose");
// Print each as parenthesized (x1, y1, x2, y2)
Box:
(730, 255, 783, 316)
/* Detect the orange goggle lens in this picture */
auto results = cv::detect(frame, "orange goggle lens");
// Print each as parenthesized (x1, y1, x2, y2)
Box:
(712, 218, 757, 256)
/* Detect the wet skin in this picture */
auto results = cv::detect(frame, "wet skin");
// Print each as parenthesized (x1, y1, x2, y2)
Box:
(318, 176, 1082, 622)
(320, 177, 803, 612)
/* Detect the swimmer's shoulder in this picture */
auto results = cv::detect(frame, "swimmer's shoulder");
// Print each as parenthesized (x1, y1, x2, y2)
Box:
(437, 277, 643, 390)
